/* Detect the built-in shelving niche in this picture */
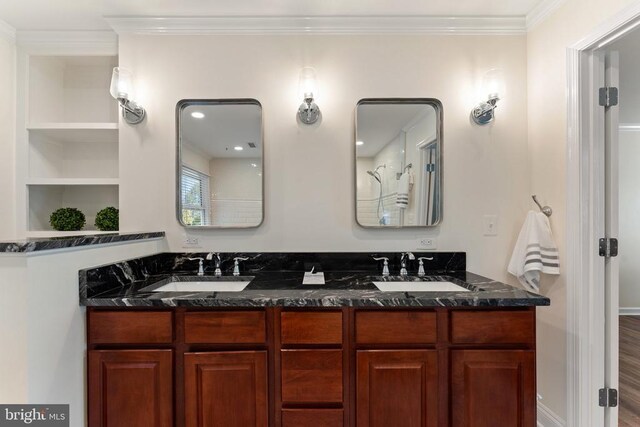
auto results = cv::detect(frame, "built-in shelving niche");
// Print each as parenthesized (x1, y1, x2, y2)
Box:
(28, 184, 119, 234)
(26, 55, 120, 236)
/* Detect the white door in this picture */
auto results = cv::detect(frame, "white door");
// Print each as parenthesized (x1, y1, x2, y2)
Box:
(603, 50, 620, 427)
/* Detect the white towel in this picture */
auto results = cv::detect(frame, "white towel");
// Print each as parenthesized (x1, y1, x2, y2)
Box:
(507, 211, 560, 292)
(396, 172, 411, 209)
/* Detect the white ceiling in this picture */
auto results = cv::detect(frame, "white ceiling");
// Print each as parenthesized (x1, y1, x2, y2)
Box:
(0, 0, 547, 31)
(181, 103, 262, 159)
(356, 104, 435, 157)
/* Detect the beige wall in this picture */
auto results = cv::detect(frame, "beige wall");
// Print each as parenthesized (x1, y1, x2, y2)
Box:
(527, 0, 635, 420)
(119, 34, 530, 287)
(0, 34, 15, 240)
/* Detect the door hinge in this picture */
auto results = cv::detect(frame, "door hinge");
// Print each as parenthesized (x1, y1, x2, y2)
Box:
(599, 87, 619, 107)
(599, 238, 619, 257)
(599, 388, 618, 407)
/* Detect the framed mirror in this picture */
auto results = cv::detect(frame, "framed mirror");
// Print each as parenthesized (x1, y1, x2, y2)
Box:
(355, 98, 442, 227)
(176, 99, 263, 228)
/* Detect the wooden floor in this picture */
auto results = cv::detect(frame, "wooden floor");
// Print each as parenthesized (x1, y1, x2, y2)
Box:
(619, 316, 640, 427)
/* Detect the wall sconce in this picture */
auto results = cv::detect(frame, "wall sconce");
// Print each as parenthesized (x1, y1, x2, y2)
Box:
(110, 67, 146, 125)
(297, 67, 320, 125)
(471, 69, 505, 125)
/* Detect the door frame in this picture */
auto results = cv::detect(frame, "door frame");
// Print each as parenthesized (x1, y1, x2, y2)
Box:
(566, 3, 640, 426)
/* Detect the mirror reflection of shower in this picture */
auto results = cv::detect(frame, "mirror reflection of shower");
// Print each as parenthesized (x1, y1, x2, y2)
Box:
(355, 100, 442, 227)
(366, 164, 389, 225)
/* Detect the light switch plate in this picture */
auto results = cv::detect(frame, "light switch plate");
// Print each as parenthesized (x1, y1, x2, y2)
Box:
(483, 215, 498, 236)
(417, 237, 437, 249)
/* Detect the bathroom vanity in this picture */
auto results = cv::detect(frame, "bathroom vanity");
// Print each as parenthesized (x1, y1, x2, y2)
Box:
(81, 252, 548, 427)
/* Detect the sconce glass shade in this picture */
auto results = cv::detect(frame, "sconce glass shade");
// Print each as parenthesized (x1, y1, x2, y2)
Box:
(297, 67, 320, 124)
(110, 67, 133, 100)
(471, 68, 505, 125)
(298, 67, 318, 100)
(109, 67, 146, 125)
(482, 68, 506, 101)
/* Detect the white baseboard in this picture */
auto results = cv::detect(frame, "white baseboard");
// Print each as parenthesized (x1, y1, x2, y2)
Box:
(538, 402, 566, 427)
(619, 307, 640, 315)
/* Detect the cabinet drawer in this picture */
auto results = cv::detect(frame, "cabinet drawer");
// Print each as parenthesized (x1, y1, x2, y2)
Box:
(450, 310, 535, 344)
(281, 350, 343, 403)
(88, 311, 173, 344)
(281, 311, 342, 345)
(184, 311, 266, 344)
(282, 409, 343, 427)
(355, 311, 437, 344)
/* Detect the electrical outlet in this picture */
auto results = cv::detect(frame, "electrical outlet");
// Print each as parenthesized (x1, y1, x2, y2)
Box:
(483, 215, 498, 236)
(183, 235, 200, 247)
(417, 237, 437, 249)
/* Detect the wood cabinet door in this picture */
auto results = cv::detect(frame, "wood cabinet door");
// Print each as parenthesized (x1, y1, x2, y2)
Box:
(184, 351, 268, 427)
(357, 350, 438, 427)
(88, 349, 173, 427)
(451, 350, 536, 427)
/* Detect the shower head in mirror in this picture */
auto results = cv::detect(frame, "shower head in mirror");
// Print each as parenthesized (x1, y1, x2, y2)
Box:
(366, 170, 381, 183)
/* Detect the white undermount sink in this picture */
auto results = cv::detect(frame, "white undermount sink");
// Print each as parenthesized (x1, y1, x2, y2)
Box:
(146, 277, 253, 293)
(373, 281, 469, 292)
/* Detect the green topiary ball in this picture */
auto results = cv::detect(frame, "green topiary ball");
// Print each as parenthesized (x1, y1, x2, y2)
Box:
(95, 206, 119, 231)
(49, 208, 86, 231)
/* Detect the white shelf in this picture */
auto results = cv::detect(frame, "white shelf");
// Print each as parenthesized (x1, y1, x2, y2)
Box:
(27, 178, 119, 186)
(27, 122, 118, 130)
(27, 123, 118, 144)
(26, 230, 118, 238)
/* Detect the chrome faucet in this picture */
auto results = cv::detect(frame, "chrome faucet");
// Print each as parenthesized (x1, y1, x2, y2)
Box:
(373, 256, 390, 276)
(207, 252, 222, 277)
(417, 257, 434, 277)
(187, 257, 205, 276)
(233, 257, 249, 276)
(400, 252, 415, 276)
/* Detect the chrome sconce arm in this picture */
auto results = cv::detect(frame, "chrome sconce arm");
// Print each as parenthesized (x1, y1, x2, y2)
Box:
(297, 67, 321, 125)
(298, 93, 320, 125)
(471, 94, 500, 125)
(117, 97, 146, 125)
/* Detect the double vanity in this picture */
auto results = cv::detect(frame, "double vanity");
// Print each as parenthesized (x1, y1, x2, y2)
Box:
(81, 252, 548, 427)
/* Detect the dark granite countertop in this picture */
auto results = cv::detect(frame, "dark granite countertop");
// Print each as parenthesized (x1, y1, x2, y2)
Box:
(0, 232, 165, 253)
(79, 252, 550, 308)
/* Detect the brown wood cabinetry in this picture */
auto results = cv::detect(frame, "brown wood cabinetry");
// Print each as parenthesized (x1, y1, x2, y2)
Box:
(184, 311, 266, 344)
(87, 307, 537, 427)
(357, 350, 439, 427)
(281, 409, 344, 427)
(451, 350, 536, 427)
(281, 349, 343, 403)
(184, 351, 268, 427)
(88, 349, 173, 427)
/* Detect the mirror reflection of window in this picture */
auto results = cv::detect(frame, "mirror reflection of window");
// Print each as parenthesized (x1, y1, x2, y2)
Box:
(181, 166, 210, 226)
(178, 101, 263, 228)
(355, 100, 442, 228)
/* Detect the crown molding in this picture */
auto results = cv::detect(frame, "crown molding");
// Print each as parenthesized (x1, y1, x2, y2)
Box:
(105, 15, 527, 35)
(16, 30, 117, 55)
(526, 0, 567, 30)
(0, 19, 16, 42)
